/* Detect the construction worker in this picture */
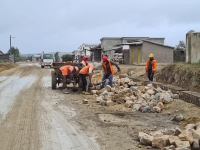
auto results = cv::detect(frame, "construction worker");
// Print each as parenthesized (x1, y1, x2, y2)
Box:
(79, 62, 98, 95)
(101, 56, 120, 88)
(145, 53, 157, 81)
(81, 56, 89, 67)
(58, 65, 79, 94)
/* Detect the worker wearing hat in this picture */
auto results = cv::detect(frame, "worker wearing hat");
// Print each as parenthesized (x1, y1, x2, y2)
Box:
(58, 65, 79, 94)
(81, 56, 89, 67)
(101, 56, 120, 88)
(145, 53, 156, 81)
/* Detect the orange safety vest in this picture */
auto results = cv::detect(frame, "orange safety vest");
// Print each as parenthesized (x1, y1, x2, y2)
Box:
(102, 60, 114, 75)
(59, 65, 74, 76)
(145, 59, 156, 73)
(79, 65, 94, 75)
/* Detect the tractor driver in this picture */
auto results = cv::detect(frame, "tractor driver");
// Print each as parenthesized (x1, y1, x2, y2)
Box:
(58, 65, 79, 94)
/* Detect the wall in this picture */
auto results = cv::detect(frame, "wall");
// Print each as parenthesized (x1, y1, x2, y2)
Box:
(142, 41, 174, 64)
(101, 38, 122, 59)
(186, 30, 200, 63)
(0, 53, 14, 63)
(93, 50, 101, 61)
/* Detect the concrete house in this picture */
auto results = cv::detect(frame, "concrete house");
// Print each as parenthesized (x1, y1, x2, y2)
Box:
(100, 37, 165, 60)
(31, 54, 41, 62)
(89, 44, 102, 61)
(114, 40, 174, 65)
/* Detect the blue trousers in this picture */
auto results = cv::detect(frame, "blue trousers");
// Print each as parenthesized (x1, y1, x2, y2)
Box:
(101, 74, 113, 88)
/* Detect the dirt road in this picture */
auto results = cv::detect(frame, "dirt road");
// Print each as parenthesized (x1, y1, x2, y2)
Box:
(0, 63, 99, 150)
(1, 63, 200, 150)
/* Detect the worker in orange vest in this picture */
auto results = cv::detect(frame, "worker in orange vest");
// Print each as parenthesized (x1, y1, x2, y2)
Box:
(81, 56, 89, 67)
(145, 53, 157, 81)
(58, 65, 79, 94)
(79, 62, 98, 95)
(101, 56, 120, 88)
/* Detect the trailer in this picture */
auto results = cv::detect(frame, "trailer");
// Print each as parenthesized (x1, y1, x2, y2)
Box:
(51, 62, 83, 89)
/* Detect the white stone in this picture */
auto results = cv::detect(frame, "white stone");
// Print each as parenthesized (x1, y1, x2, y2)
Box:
(192, 128, 200, 141)
(124, 96, 131, 101)
(133, 104, 142, 111)
(150, 130, 164, 137)
(147, 89, 155, 95)
(140, 134, 154, 146)
(169, 135, 179, 145)
(160, 92, 173, 104)
(178, 129, 194, 144)
(185, 124, 195, 130)
(172, 94, 179, 99)
(152, 135, 169, 149)
(157, 102, 164, 110)
(153, 106, 161, 113)
(82, 99, 88, 104)
(105, 85, 112, 92)
(106, 100, 115, 106)
(125, 100, 134, 108)
(172, 114, 184, 122)
(175, 140, 190, 149)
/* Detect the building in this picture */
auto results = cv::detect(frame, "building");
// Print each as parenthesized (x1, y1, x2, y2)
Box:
(186, 30, 200, 63)
(31, 54, 41, 62)
(0, 50, 4, 55)
(100, 37, 165, 60)
(89, 44, 103, 61)
(0, 52, 14, 63)
(74, 43, 98, 61)
(113, 40, 174, 65)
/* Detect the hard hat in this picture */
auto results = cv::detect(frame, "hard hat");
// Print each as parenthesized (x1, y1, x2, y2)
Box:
(149, 53, 154, 57)
(82, 56, 88, 61)
(102, 56, 108, 62)
(93, 62, 98, 69)
(74, 66, 79, 72)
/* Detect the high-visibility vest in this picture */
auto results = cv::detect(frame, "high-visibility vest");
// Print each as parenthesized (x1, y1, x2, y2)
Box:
(79, 65, 94, 75)
(102, 60, 114, 74)
(59, 65, 74, 76)
(145, 59, 156, 72)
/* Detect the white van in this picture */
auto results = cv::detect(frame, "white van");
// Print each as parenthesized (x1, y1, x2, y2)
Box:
(40, 53, 55, 68)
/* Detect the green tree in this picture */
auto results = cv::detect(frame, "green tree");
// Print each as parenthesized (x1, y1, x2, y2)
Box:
(54, 52, 59, 62)
(175, 41, 186, 51)
(8, 46, 20, 58)
(62, 54, 73, 62)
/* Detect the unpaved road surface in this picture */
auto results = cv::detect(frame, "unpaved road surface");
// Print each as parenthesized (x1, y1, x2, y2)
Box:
(1, 63, 200, 150)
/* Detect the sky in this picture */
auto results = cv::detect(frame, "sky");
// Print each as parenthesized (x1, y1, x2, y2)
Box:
(0, 0, 200, 54)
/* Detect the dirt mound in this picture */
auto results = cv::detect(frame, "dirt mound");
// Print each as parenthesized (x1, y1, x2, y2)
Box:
(0, 62, 17, 72)
(156, 63, 200, 92)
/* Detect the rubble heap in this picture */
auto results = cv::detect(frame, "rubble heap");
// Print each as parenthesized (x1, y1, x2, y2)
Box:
(138, 122, 200, 149)
(92, 77, 180, 113)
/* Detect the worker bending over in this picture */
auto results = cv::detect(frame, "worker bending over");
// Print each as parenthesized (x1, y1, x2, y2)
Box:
(79, 62, 98, 95)
(58, 65, 79, 94)
(101, 56, 120, 88)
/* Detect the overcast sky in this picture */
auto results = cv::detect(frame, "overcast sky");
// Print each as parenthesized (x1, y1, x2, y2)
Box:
(0, 0, 199, 54)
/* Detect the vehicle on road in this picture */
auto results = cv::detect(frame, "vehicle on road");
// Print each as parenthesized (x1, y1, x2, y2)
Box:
(40, 53, 55, 68)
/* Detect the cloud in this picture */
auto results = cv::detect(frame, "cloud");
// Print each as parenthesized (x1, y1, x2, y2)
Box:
(0, 0, 200, 54)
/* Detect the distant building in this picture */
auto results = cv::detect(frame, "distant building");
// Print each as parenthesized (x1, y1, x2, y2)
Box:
(31, 54, 41, 62)
(101, 37, 165, 60)
(74, 43, 98, 61)
(0, 50, 4, 55)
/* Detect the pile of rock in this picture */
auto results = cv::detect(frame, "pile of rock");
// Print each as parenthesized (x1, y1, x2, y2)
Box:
(92, 77, 179, 113)
(138, 122, 200, 149)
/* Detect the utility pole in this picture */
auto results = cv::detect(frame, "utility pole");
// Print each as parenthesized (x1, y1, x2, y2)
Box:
(10, 35, 11, 50)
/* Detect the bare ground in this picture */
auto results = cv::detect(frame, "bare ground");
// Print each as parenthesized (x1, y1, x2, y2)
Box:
(0, 63, 200, 150)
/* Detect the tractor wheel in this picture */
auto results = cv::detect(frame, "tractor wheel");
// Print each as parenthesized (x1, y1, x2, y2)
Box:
(51, 71, 57, 89)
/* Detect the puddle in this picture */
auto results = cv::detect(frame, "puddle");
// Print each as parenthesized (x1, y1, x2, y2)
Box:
(98, 114, 144, 126)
